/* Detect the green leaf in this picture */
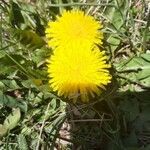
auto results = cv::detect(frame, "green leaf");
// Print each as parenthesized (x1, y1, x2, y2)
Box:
(14, 29, 46, 50)
(17, 134, 29, 150)
(0, 54, 32, 76)
(0, 92, 27, 112)
(104, 0, 128, 52)
(104, 0, 128, 29)
(0, 80, 20, 91)
(0, 124, 8, 138)
(32, 47, 51, 66)
(21, 126, 32, 136)
(116, 53, 150, 87)
(9, 0, 24, 27)
(107, 35, 121, 52)
(0, 55, 19, 75)
(4, 108, 21, 131)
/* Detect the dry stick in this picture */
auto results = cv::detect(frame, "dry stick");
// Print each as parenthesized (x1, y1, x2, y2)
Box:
(36, 103, 50, 150)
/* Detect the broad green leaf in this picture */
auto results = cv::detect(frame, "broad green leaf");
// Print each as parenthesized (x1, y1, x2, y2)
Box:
(104, 0, 128, 29)
(0, 124, 8, 138)
(21, 78, 46, 89)
(107, 35, 121, 52)
(4, 108, 21, 131)
(0, 91, 27, 112)
(0, 80, 20, 91)
(21, 126, 32, 136)
(104, 0, 128, 52)
(116, 53, 150, 87)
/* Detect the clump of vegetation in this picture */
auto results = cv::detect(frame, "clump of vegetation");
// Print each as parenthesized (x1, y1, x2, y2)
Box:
(0, 0, 150, 149)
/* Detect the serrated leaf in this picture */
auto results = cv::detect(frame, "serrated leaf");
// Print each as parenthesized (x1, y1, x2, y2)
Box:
(4, 108, 21, 131)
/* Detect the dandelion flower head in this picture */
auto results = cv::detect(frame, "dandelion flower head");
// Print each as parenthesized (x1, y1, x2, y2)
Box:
(47, 44, 111, 102)
(45, 10, 103, 48)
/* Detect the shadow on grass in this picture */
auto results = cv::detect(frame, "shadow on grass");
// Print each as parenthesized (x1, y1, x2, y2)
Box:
(61, 90, 150, 150)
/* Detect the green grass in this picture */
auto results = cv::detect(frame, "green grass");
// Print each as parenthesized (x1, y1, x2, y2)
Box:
(0, 0, 150, 149)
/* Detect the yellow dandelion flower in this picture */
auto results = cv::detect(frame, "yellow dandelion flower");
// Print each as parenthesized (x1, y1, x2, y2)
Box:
(47, 44, 111, 102)
(45, 10, 103, 48)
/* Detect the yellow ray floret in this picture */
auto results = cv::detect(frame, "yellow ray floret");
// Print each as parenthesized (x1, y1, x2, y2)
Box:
(47, 45, 111, 102)
(45, 10, 103, 48)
